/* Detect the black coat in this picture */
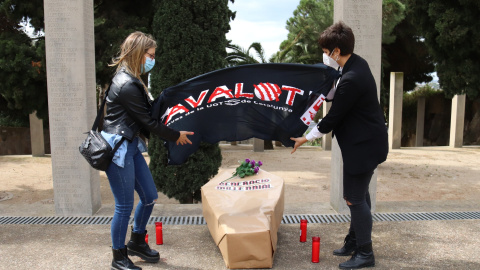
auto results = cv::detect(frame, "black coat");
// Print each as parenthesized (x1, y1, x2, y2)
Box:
(318, 54, 388, 175)
(103, 68, 180, 142)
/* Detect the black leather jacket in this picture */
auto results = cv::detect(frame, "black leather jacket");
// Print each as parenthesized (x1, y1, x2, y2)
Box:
(102, 68, 180, 142)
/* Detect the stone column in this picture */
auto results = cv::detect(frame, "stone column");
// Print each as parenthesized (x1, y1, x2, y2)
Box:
(331, 0, 382, 214)
(29, 112, 45, 157)
(253, 138, 264, 152)
(449, 94, 466, 148)
(44, 0, 101, 215)
(388, 72, 403, 149)
(322, 102, 332, 151)
(415, 97, 425, 147)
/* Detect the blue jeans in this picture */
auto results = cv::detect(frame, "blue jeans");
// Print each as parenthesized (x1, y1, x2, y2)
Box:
(106, 137, 158, 249)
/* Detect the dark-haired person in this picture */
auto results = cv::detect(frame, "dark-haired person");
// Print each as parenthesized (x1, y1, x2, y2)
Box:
(291, 21, 388, 269)
(102, 31, 194, 270)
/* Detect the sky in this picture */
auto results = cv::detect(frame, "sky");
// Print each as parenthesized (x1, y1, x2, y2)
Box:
(23, 1, 298, 59)
(226, 0, 300, 60)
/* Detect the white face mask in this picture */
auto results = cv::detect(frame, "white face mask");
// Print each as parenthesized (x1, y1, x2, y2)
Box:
(323, 50, 339, 70)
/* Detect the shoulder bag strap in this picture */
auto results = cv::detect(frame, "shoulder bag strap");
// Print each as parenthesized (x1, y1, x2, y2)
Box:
(111, 136, 126, 153)
(91, 84, 127, 153)
(91, 85, 111, 131)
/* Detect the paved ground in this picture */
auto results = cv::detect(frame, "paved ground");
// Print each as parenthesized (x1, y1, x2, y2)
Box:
(1, 219, 480, 269)
(1, 145, 480, 269)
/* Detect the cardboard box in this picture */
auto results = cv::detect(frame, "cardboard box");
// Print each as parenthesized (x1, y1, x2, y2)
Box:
(201, 169, 285, 269)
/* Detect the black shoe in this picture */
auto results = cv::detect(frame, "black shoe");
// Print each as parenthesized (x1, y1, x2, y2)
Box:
(111, 246, 142, 270)
(333, 231, 357, 256)
(127, 229, 160, 263)
(339, 242, 375, 269)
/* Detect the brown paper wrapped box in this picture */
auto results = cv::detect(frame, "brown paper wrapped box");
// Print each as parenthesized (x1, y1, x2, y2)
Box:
(201, 169, 285, 269)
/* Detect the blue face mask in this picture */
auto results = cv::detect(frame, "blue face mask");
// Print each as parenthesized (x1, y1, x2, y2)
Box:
(141, 57, 155, 73)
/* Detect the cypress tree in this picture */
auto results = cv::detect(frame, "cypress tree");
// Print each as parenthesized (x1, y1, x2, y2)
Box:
(94, 0, 155, 87)
(149, 0, 234, 203)
(0, 0, 48, 123)
(407, 0, 480, 98)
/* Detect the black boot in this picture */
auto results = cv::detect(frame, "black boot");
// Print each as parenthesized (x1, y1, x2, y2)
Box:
(333, 231, 357, 256)
(127, 229, 160, 263)
(339, 242, 375, 269)
(111, 246, 142, 270)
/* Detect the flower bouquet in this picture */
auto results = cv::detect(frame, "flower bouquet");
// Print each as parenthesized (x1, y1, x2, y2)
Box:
(221, 158, 263, 183)
(235, 158, 263, 178)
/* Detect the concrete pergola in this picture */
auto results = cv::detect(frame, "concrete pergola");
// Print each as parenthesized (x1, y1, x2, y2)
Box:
(40, 0, 465, 216)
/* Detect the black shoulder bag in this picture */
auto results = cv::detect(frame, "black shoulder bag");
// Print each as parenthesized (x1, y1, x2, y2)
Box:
(79, 85, 126, 171)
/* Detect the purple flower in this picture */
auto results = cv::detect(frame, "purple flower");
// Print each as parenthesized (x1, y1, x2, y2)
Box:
(257, 161, 263, 166)
(251, 160, 256, 166)
(245, 158, 250, 163)
(254, 167, 259, 173)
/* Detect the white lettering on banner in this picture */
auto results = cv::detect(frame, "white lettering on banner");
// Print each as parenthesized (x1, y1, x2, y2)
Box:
(234, 83, 254, 99)
(282, 85, 304, 106)
(185, 90, 208, 108)
(215, 178, 273, 191)
(254, 82, 282, 101)
(162, 82, 310, 125)
(164, 104, 189, 124)
(253, 101, 293, 112)
(300, 94, 326, 126)
(208, 86, 234, 103)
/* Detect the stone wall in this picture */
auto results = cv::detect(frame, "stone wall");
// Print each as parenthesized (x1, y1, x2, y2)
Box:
(0, 127, 51, 155)
(0, 96, 478, 154)
(402, 96, 480, 146)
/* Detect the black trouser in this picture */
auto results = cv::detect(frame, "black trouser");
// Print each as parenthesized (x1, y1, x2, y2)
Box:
(343, 168, 374, 247)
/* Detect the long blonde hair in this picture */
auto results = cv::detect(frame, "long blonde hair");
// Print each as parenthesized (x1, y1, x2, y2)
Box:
(110, 31, 157, 91)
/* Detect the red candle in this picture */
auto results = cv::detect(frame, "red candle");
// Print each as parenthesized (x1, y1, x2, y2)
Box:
(312, 236, 320, 263)
(155, 222, 163, 245)
(300, 219, 307, 242)
(145, 233, 149, 244)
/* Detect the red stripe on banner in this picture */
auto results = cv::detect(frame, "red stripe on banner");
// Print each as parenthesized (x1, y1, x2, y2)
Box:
(282, 86, 303, 106)
(185, 90, 208, 108)
(165, 104, 189, 124)
(263, 83, 275, 101)
(254, 84, 266, 100)
(269, 83, 282, 101)
(208, 86, 234, 103)
(235, 83, 254, 99)
(260, 83, 274, 101)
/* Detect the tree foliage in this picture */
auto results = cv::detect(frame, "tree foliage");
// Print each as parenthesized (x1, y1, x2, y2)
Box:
(148, 0, 234, 203)
(273, 0, 333, 64)
(93, 0, 155, 87)
(274, 0, 435, 109)
(0, 0, 158, 125)
(381, 2, 434, 93)
(0, 0, 47, 123)
(407, 0, 480, 98)
(381, 0, 434, 110)
(226, 41, 267, 66)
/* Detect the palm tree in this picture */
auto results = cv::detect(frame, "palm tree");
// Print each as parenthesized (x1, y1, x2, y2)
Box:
(272, 30, 322, 64)
(226, 41, 267, 66)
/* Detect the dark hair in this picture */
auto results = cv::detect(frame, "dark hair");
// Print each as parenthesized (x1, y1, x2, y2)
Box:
(318, 21, 355, 55)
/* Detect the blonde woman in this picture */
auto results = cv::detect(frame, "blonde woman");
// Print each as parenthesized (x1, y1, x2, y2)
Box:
(102, 31, 193, 270)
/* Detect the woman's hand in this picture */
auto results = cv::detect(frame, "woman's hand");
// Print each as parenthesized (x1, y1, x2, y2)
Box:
(176, 131, 194, 145)
(290, 136, 308, 154)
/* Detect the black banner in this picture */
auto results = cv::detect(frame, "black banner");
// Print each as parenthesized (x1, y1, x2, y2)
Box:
(152, 63, 339, 165)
